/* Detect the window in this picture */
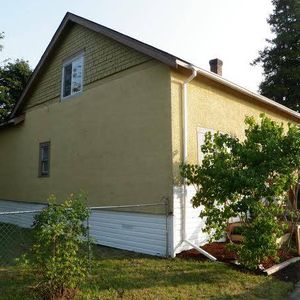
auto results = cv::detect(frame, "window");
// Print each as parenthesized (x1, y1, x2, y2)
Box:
(197, 128, 231, 164)
(61, 53, 84, 99)
(39, 142, 50, 177)
(197, 128, 214, 164)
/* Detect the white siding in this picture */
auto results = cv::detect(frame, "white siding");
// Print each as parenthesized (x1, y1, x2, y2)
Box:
(0, 200, 168, 257)
(0, 199, 45, 228)
(89, 210, 167, 256)
(170, 186, 209, 256)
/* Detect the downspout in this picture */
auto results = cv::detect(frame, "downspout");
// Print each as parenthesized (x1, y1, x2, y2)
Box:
(181, 67, 217, 261)
(182, 69, 197, 242)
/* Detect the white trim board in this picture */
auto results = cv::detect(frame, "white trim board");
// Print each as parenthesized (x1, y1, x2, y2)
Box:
(170, 186, 209, 256)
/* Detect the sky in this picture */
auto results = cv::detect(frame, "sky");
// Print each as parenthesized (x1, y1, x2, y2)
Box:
(0, 0, 274, 93)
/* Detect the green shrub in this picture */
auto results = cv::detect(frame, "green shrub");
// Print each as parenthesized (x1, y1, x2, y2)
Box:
(180, 115, 300, 269)
(229, 202, 286, 269)
(22, 192, 91, 299)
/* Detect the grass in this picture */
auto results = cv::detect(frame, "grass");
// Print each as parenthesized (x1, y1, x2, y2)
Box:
(0, 222, 294, 300)
(0, 246, 294, 300)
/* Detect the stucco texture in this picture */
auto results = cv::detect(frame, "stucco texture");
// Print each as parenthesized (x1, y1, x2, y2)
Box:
(171, 69, 298, 182)
(0, 62, 173, 213)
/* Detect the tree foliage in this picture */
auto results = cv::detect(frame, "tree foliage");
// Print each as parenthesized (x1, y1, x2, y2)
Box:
(22, 193, 91, 300)
(0, 59, 32, 122)
(253, 0, 300, 111)
(181, 115, 300, 269)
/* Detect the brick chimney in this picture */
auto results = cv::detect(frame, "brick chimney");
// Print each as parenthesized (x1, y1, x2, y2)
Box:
(209, 58, 223, 76)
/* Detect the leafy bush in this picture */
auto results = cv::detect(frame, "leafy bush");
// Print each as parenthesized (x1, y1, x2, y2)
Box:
(230, 202, 286, 269)
(22, 192, 91, 299)
(181, 115, 300, 269)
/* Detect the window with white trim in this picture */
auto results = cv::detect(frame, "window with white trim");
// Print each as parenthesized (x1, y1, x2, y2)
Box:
(61, 54, 84, 99)
(197, 128, 214, 164)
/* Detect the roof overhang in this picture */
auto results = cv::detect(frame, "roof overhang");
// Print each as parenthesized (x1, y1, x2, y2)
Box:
(9, 12, 184, 119)
(0, 114, 25, 129)
(176, 60, 300, 121)
(5, 12, 300, 125)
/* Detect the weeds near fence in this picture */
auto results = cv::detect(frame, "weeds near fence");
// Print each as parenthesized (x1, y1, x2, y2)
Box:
(0, 221, 34, 266)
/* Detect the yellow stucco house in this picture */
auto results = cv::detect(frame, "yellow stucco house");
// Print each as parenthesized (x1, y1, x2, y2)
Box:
(0, 13, 299, 257)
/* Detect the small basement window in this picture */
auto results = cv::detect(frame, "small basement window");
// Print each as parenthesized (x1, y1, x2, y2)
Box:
(61, 53, 84, 99)
(39, 142, 50, 177)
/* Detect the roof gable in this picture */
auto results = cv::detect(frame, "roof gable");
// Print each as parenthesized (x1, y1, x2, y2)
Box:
(11, 12, 186, 117)
(22, 22, 151, 110)
(9, 12, 300, 122)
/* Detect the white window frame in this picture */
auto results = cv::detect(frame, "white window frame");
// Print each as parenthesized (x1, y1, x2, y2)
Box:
(61, 52, 84, 101)
(197, 127, 214, 165)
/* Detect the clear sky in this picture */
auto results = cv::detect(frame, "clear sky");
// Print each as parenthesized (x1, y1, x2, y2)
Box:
(0, 0, 273, 93)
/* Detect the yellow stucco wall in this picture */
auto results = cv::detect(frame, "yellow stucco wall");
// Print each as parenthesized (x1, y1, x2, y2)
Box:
(0, 61, 172, 213)
(171, 70, 298, 182)
(1, 20, 298, 215)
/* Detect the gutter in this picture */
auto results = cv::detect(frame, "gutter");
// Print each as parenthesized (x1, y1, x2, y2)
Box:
(179, 67, 217, 261)
(176, 60, 300, 122)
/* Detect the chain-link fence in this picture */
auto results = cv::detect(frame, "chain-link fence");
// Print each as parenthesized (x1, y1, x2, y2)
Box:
(0, 210, 40, 266)
(0, 201, 169, 267)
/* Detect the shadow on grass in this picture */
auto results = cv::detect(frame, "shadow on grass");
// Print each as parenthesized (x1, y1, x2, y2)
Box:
(0, 243, 294, 300)
(0, 268, 35, 300)
(80, 245, 293, 300)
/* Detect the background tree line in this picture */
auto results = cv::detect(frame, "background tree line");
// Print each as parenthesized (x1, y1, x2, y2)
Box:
(253, 0, 300, 111)
(0, 0, 299, 124)
(0, 32, 32, 122)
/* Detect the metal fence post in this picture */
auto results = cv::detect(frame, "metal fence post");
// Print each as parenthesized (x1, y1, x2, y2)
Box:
(87, 212, 92, 274)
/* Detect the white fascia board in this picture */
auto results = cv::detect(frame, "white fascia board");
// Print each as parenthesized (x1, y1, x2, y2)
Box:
(176, 59, 300, 122)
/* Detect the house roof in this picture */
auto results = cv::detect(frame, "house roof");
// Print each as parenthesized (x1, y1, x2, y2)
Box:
(9, 12, 300, 122)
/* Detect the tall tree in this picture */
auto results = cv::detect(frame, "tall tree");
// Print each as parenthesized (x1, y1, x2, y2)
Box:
(253, 0, 300, 111)
(0, 60, 32, 122)
(0, 33, 32, 122)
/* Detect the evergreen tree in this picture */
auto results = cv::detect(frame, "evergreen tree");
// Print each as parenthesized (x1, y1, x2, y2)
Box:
(253, 0, 300, 111)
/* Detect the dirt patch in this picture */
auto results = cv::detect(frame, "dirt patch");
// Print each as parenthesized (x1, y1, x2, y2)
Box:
(273, 260, 300, 283)
(178, 242, 298, 270)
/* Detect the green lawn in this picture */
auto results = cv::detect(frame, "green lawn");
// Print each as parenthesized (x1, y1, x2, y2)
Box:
(0, 244, 294, 300)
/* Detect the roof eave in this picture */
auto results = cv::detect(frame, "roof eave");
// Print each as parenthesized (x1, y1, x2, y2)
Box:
(0, 114, 25, 128)
(11, 13, 71, 118)
(9, 12, 300, 124)
(10, 12, 180, 118)
(176, 59, 300, 122)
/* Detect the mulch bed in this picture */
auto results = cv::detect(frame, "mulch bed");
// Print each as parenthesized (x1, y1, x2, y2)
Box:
(177, 242, 298, 270)
(178, 242, 237, 263)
